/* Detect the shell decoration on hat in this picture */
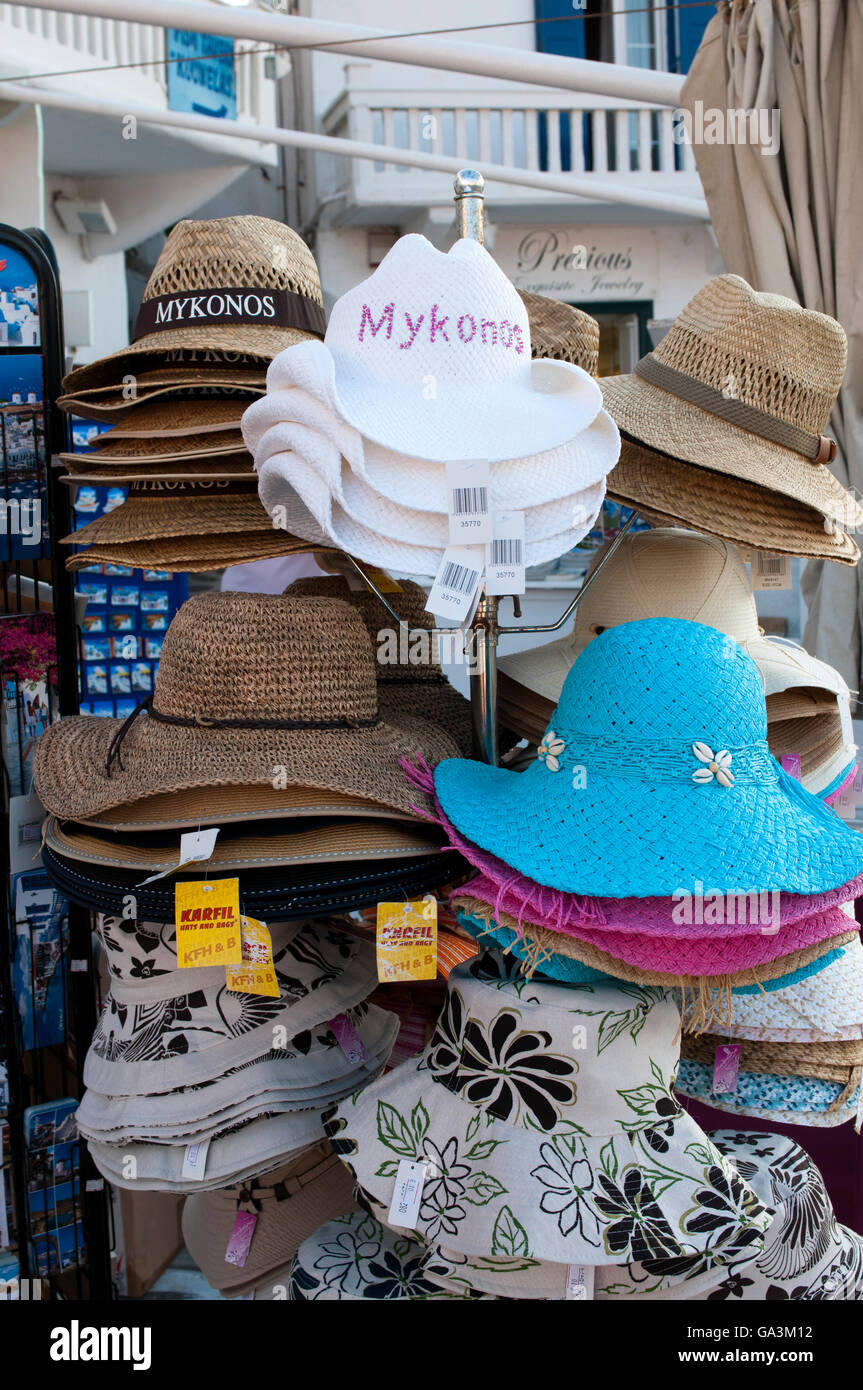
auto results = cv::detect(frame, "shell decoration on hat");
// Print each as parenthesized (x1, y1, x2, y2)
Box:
(692, 743, 734, 787)
(537, 732, 566, 772)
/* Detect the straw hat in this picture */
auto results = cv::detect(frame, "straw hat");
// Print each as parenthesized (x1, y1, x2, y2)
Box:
(58, 366, 266, 421)
(64, 530, 332, 574)
(323, 951, 772, 1265)
(61, 452, 256, 485)
(285, 576, 475, 756)
(34, 592, 460, 821)
(701, 936, 863, 1043)
(682, 1033, 863, 1094)
(75, 783, 423, 832)
(609, 442, 860, 564)
(61, 216, 324, 385)
(89, 398, 246, 440)
(183, 1145, 358, 1297)
(433, 619, 863, 898)
(676, 1057, 861, 1129)
(600, 275, 863, 534)
(59, 429, 244, 466)
(62, 481, 272, 548)
(519, 291, 599, 375)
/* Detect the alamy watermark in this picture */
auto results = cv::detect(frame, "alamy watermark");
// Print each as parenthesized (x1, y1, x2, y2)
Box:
(671, 884, 781, 934)
(674, 100, 780, 157)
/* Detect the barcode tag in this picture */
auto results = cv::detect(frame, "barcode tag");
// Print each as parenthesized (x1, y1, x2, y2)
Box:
(181, 1138, 210, 1182)
(446, 461, 492, 544)
(713, 1044, 740, 1094)
(387, 1159, 427, 1229)
(425, 545, 484, 622)
(565, 1265, 594, 1300)
(485, 511, 526, 596)
(138, 826, 221, 884)
(751, 552, 792, 590)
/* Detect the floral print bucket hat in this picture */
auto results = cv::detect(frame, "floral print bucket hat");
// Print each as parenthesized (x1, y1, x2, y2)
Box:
(324, 951, 772, 1265)
(432, 618, 863, 898)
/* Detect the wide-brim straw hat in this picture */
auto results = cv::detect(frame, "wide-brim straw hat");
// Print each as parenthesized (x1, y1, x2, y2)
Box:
(61, 452, 256, 485)
(60, 430, 244, 466)
(62, 482, 272, 547)
(433, 618, 863, 897)
(285, 575, 475, 756)
(676, 1058, 861, 1130)
(74, 783, 424, 833)
(607, 437, 860, 564)
(600, 274, 863, 532)
(323, 951, 772, 1265)
(76, 1004, 398, 1145)
(64, 530, 329, 574)
(46, 814, 444, 875)
(88, 1111, 331, 1193)
(34, 592, 460, 820)
(519, 291, 600, 376)
(63, 347, 273, 395)
(183, 1144, 358, 1296)
(90, 398, 246, 440)
(62, 216, 325, 386)
(58, 365, 267, 420)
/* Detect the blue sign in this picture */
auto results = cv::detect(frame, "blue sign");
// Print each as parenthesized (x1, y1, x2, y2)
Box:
(166, 29, 237, 120)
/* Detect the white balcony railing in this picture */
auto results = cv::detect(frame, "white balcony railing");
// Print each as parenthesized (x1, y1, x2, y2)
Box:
(0, 2, 272, 129)
(317, 65, 700, 217)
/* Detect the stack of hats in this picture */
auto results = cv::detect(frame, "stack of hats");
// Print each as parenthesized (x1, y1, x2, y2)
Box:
(32, 591, 470, 918)
(57, 216, 332, 573)
(242, 234, 620, 577)
(498, 529, 857, 802)
(677, 935, 863, 1130)
(75, 913, 396, 1193)
(599, 275, 863, 565)
(411, 618, 863, 1015)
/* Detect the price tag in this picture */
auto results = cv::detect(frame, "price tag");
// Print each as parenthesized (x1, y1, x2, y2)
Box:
(780, 753, 802, 780)
(565, 1265, 594, 1300)
(750, 552, 791, 590)
(712, 1044, 740, 1094)
(835, 764, 863, 822)
(181, 1138, 210, 1182)
(175, 878, 242, 970)
(329, 1012, 370, 1063)
(225, 917, 280, 997)
(225, 1210, 258, 1268)
(387, 1159, 427, 1230)
(70, 959, 88, 973)
(139, 827, 221, 884)
(425, 544, 484, 623)
(85, 1179, 104, 1193)
(346, 566, 403, 594)
(376, 898, 438, 983)
(485, 510, 525, 596)
(446, 461, 492, 544)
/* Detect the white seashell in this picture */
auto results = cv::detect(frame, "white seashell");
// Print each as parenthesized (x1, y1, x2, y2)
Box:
(547, 738, 566, 756)
(545, 755, 561, 772)
(692, 768, 714, 783)
(692, 742, 714, 763)
(716, 767, 735, 787)
(716, 750, 732, 768)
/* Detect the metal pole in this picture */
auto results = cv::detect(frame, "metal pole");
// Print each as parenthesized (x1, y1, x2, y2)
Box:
(11, 0, 687, 106)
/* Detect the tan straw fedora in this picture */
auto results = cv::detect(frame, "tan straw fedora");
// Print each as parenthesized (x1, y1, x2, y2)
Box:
(61, 216, 324, 388)
(601, 275, 863, 535)
(519, 291, 600, 376)
(33, 592, 460, 820)
(61, 480, 271, 547)
(61, 453, 255, 485)
(89, 398, 246, 440)
(608, 438, 860, 564)
(75, 783, 423, 832)
(62, 347, 272, 396)
(64, 529, 324, 574)
(59, 429, 244, 467)
(58, 364, 266, 419)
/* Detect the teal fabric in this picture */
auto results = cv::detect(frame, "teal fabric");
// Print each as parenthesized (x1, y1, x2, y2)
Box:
(435, 619, 863, 897)
(677, 1059, 859, 1117)
(457, 911, 620, 985)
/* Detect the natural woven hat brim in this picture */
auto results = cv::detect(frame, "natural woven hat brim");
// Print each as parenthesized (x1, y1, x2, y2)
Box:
(65, 431, 244, 463)
(600, 373, 863, 528)
(95, 398, 247, 439)
(46, 814, 444, 871)
(682, 1032, 863, 1085)
(62, 350, 274, 396)
(76, 783, 421, 831)
(65, 530, 327, 573)
(520, 291, 600, 376)
(452, 895, 856, 987)
(768, 711, 846, 776)
(183, 1147, 358, 1293)
(607, 439, 860, 564)
(496, 671, 555, 746)
(62, 494, 273, 546)
(87, 1112, 329, 1192)
(675, 1062, 861, 1130)
(62, 452, 255, 483)
(59, 385, 265, 424)
(34, 707, 457, 821)
(699, 936, 863, 1039)
(766, 689, 838, 721)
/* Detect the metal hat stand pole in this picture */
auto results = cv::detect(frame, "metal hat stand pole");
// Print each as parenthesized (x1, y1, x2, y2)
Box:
(346, 168, 640, 765)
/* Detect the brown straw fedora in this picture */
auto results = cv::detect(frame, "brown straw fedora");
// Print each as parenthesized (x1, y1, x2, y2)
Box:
(61, 481, 271, 547)
(601, 275, 863, 535)
(519, 292, 600, 376)
(62, 347, 272, 396)
(75, 783, 424, 831)
(61, 453, 255, 485)
(607, 438, 860, 564)
(64, 529, 331, 573)
(59, 430, 244, 466)
(61, 216, 324, 389)
(285, 575, 475, 756)
(33, 592, 460, 820)
(89, 398, 246, 440)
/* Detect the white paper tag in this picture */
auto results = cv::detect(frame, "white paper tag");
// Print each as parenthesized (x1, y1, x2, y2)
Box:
(425, 545, 484, 622)
(387, 1159, 427, 1230)
(181, 1138, 210, 1182)
(85, 1178, 105, 1192)
(750, 552, 792, 590)
(446, 460, 492, 544)
(485, 510, 526, 596)
(139, 827, 221, 885)
(70, 959, 88, 973)
(565, 1264, 594, 1300)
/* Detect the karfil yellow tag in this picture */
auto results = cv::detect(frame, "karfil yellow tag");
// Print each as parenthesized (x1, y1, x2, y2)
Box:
(226, 917, 280, 998)
(376, 897, 438, 983)
(175, 878, 242, 970)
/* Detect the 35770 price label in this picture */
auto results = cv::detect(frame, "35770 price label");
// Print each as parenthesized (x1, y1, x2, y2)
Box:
(376, 898, 438, 982)
(175, 877, 242, 969)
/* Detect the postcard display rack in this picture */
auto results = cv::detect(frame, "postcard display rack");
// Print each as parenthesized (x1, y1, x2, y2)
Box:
(0, 224, 112, 1300)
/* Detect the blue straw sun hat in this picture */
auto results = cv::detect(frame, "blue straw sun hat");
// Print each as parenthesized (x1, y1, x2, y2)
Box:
(434, 618, 863, 898)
